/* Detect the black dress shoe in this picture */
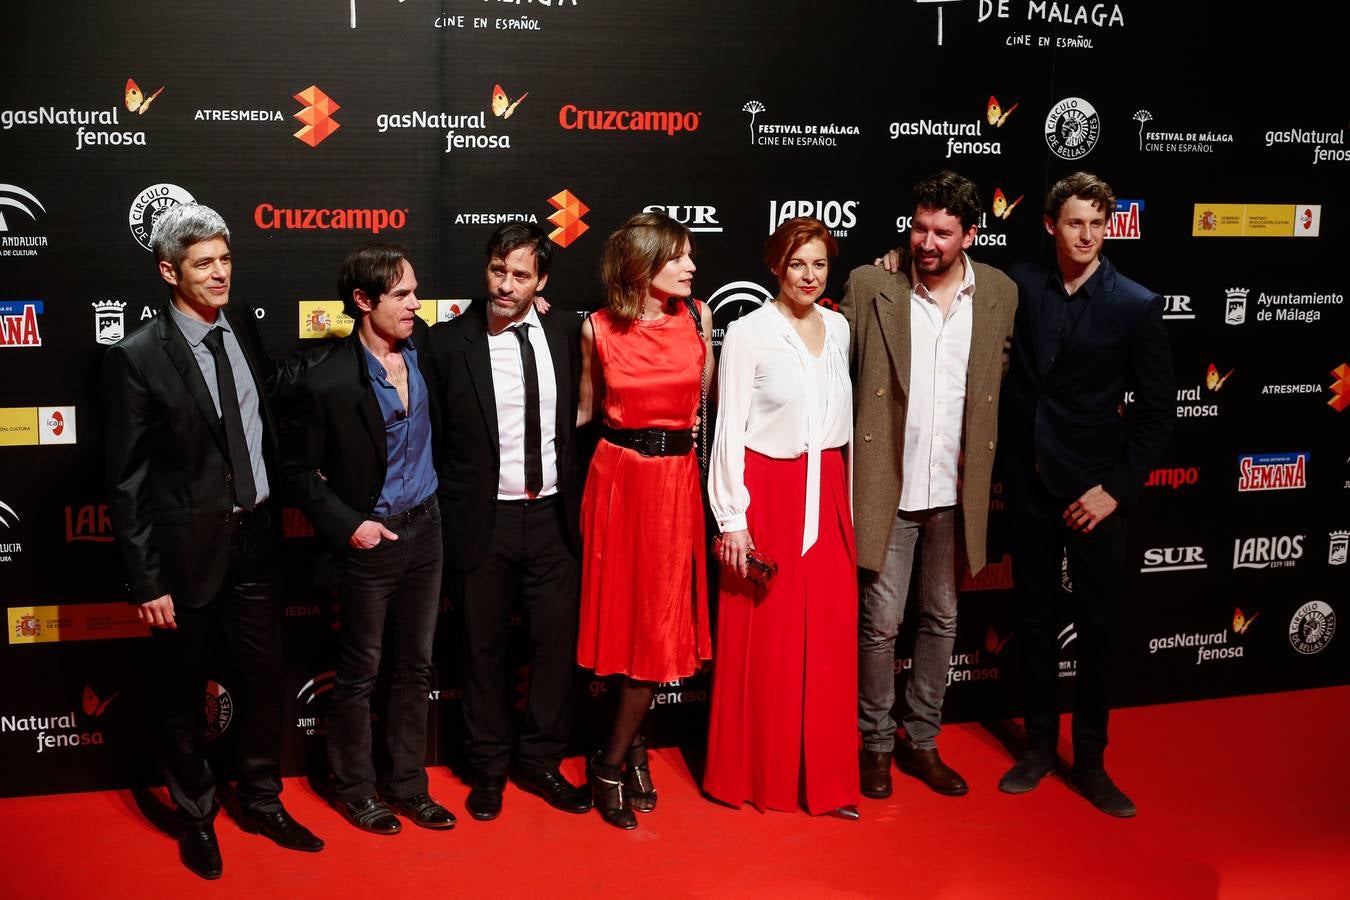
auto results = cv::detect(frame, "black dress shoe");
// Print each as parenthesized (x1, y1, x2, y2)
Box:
(998, 750, 1055, 794)
(178, 822, 222, 880)
(1070, 768, 1137, 818)
(895, 744, 969, 796)
(466, 776, 506, 821)
(239, 807, 325, 851)
(588, 753, 637, 830)
(388, 793, 456, 830)
(515, 767, 592, 814)
(859, 749, 893, 799)
(336, 796, 401, 834)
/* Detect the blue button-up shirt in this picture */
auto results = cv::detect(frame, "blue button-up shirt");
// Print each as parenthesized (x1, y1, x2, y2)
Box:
(363, 338, 438, 517)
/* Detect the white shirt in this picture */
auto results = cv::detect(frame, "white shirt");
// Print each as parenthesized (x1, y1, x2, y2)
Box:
(900, 253, 975, 512)
(487, 306, 559, 499)
(709, 302, 852, 554)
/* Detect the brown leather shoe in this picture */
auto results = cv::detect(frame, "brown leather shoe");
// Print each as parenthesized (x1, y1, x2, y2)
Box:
(895, 744, 969, 796)
(859, 749, 893, 799)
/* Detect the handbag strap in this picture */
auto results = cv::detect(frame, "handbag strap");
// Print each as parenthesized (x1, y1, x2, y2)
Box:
(683, 296, 709, 478)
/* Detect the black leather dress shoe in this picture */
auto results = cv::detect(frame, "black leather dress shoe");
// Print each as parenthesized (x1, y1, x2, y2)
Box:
(859, 749, 893, 799)
(239, 807, 325, 851)
(178, 822, 222, 880)
(998, 750, 1055, 795)
(466, 776, 506, 821)
(388, 793, 456, 829)
(895, 744, 969, 796)
(515, 767, 592, 814)
(1070, 768, 1137, 818)
(336, 796, 401, 834)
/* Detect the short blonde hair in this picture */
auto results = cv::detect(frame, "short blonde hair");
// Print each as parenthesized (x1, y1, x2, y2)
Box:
(600, 212, 691, 323)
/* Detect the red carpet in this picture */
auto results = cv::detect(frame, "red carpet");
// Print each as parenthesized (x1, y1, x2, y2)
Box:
(3, 687, 1348, 899)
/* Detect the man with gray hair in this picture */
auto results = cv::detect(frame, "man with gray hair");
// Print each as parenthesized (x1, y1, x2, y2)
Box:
(104, 203, 324, 879)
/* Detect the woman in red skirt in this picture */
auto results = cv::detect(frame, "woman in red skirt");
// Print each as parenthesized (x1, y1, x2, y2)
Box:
(577, 211, 714, 829)
(704, 217, 860, 818)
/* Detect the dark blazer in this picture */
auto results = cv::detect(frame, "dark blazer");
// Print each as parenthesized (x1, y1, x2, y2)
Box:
(104, 303, 282, 608)
(280, 317, 437, 552)
(425, 303, 583, 573)
(1001, 254, 1175, 510)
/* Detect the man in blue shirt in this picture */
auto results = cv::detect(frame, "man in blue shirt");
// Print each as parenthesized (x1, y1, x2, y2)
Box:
(282, 243, 454, 834)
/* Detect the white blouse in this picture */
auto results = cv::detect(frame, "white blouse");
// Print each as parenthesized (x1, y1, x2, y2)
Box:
(709, 302, 853, 554)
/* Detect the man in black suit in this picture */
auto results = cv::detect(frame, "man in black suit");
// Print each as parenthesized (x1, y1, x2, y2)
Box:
(427, 223, 591, 821)
(282, 243, 455, 835)
(997, 172, 1175, 816)
(104, 203, 323, 880)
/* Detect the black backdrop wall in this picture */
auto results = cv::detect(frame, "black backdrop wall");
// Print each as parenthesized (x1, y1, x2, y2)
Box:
(1, 1, 1346, 797)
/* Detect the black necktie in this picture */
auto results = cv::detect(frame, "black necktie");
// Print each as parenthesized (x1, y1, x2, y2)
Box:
(202, 327, 257, 510)
(512, 323, 544, 495)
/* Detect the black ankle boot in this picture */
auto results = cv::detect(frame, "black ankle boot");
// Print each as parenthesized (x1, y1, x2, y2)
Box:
(588, 753, 637, 830)
(624, 737, 657, 813)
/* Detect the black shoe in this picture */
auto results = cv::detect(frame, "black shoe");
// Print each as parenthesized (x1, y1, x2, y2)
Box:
(998, 750, 1055, 794)
(515, 767, 592, 814)
(178, 822, 222, 880)
(336, 796, 401, 835)
(1070, 768, 1137, 818)
(239, 807, 325, 851)
(588, 753, 637, 830)
(388, 793, 457, 830)
(466, 776, 506, 821)
(624, 737, 657, 813)
(826, 805, 861, 820)
(895, 744, 969, 797)
(859, 749, 893, 799)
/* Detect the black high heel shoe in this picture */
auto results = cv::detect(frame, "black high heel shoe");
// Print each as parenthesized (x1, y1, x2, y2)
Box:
(624, 736, 657, 813)
(588, 753, 637, 830)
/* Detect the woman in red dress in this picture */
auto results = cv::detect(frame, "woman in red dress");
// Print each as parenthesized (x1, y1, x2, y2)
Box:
(704, 217, 860, 818)
(576, 211, 714, 829)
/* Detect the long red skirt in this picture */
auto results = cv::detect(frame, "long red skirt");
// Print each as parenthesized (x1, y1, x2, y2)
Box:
(703, 448, 859, 815)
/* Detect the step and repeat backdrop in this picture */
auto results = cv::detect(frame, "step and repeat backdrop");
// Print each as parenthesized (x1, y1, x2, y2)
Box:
(1, 1, 1345, 796)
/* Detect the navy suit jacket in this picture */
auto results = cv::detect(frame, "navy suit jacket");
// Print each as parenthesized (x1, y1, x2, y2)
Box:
(1000, 255, 1175, 510)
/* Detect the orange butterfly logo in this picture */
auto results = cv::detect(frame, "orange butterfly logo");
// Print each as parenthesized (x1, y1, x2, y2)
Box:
(124, 78, 164, 115)
(991, 188, 1024, 220)
(986, 95, 1018, 127)
(1232, 608, 1259, 634)
(1205, 363, 1234, 391)
(82, 686, 119, 717)
(491, 84, 528, 119)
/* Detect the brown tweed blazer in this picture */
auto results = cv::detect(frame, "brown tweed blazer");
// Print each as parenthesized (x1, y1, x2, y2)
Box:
(840, 256, 1017, 575)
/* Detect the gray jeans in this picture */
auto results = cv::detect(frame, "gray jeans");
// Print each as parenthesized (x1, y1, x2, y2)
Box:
(858, 506, 958, 752)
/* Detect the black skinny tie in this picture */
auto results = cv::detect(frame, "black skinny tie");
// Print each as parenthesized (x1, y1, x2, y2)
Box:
(202, 327, 257, 510)
(512, 323, 544, 496)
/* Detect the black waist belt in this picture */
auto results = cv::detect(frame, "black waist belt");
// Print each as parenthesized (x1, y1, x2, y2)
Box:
(603, 427, 694, 457)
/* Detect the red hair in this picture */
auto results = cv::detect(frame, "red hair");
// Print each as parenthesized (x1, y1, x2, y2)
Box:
(764, 217, 838, 278)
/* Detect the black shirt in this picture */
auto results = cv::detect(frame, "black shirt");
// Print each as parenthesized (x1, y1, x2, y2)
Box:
(1036, 262, 1104, 374)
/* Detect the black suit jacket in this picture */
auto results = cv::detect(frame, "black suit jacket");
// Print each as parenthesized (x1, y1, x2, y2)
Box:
(426, 303, 583, 573)
(280, 318, 437, 552)
(1001, 255, 1176, 510)
(104, 303, 281, 608)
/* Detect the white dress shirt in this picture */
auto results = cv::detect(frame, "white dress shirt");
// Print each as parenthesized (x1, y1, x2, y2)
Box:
(899, 253, 976, 512)
(709, 302, 852, 554)
(487, 306, 559, 499)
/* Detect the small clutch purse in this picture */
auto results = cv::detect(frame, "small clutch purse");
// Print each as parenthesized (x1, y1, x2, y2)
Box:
(712, 535, 779, 589)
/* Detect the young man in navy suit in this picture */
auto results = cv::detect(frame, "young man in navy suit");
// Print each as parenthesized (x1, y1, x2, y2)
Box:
(997, 173, 1175, 816)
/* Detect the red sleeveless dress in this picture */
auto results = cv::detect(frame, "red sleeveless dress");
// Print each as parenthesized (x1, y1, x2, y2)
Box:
(576, 307, 712, 682)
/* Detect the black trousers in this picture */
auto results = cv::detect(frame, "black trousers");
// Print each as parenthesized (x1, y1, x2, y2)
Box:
(1008, 476, 1126, 771)
(459, 495, 580, 778)
(152, 504, 284, 824)
(327, 498, 443, 804)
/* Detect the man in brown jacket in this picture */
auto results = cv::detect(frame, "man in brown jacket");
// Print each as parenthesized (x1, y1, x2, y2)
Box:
(841, 171, 1017, 799)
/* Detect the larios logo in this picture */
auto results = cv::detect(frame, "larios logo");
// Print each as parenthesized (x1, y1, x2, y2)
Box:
(742, 100, 860, 148)
(1238, 452, 1308, 492)
(1146, 610, 1254, 666)
(65, 504, 113, 542)
(769, 200, 858, 238)
(0, 301, 43, 348)
(559, 105, 699, 136)
(1233, 534, 1304, 570)
(254, 204, 408, 234)
(1144, 466, 1199, 489)
(1104, 199, 1142, 239)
